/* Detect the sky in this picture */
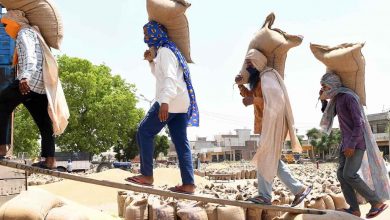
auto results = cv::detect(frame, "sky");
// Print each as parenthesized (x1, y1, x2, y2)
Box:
(53, 0, 390, 140)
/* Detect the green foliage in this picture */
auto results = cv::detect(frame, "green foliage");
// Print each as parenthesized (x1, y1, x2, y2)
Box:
(13, 105, 40, 158)
(306, 127, 341, 158)
(56, 55, 144, 155)
(153, 135, 169, 159)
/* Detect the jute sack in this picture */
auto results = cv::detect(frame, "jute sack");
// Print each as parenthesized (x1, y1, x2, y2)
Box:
(0, 0, 63, 49)
(117, 191, 128, 217)
(125, 198, 148, 220)
(276, 210, 363, 220)
(177, 207, 208, 220)
(0, 188, 63, 220)
(148, 197, 175, 220)
(146, 0, 193, 63)
(247, 208, 263, 220)
(322, 194, 335, 210)
(46, 203, 118, 220)
(249, 170, 257, 179)
(240, 12, 302, 82)
(45, 205, 89, 220)
(329, 193, 348, 209)
(217, 206, 245, 220)
(306, 197, 326, 210)
(245, 170, 250, 179)
(310, 43, 366, 105)
(204, 203, 219, 220)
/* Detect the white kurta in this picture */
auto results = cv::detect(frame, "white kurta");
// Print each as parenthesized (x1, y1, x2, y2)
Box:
(149, 47, 190, 113)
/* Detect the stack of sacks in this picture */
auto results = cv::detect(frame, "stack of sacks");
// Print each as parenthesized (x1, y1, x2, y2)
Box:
(310, 43, 366, 105)
(0, 188, 117, 220)
(0, 0, 63, 49)
(146, 0, 193, 63)
(177, 201, 208, 220)
(0, 188, 63, 220)
(239, 12, 303, 82)
(147, 197, 175, 220)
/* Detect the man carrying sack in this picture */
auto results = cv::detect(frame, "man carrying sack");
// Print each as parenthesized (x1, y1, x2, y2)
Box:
(0, 10, 69, 169)
(235, 49, 311, 207)
(125, 21, 199, 194)
(319, 72, 389, 218)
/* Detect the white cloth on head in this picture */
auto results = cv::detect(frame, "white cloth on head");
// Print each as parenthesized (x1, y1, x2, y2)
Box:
(149, 47, 190, 113)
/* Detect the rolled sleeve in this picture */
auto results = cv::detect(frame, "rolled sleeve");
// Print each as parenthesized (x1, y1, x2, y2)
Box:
(346, 95, 364, 149)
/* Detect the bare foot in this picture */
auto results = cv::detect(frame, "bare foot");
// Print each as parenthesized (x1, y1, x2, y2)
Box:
(0, 145, 8, 156)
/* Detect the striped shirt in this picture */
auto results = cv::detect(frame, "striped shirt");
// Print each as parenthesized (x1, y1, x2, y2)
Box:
(16, 27, 45, 94)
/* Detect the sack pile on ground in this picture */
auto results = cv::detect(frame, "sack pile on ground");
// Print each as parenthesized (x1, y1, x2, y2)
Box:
(0, 188, 117, 220)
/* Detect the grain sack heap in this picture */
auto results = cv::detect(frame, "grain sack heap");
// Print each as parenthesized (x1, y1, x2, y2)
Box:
(0, 0, 63, 49)
(146, 0, 193, 63)
(310, 43, 366, 105)
(238, 12, 303, 83)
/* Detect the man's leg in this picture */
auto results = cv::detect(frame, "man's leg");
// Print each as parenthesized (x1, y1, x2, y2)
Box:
(342, 149, 381, 206)
(23, 93, 55, 161)
(167, 113, 194, 186)
(277, 160, 305, 195)
(0, 81, 24, 156)
(337, 148, 361, 214)
(136, 102, 167, 177)
(256, 170, 273, 203)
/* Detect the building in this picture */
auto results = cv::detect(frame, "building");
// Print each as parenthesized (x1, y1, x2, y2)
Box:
(367, 111, 390, 159)
(167, 129, 261, 162)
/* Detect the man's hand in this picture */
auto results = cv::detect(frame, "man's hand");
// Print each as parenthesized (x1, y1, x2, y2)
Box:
(235, 75, 243, 84)
(158, 103, 169, 122)
(344, 148, 355, 158)
(242, 97, 254, 106)
(144, 49, 154, 62)
(19, 79, 30, 95)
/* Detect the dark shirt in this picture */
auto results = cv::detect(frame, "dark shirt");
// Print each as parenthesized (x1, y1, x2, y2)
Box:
(336, 93, 366, 151)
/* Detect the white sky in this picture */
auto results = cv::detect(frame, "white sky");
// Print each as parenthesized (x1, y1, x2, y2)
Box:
(54, 0, 390, 140)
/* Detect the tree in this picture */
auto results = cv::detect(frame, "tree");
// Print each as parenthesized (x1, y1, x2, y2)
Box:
(306, 127, 341, 160)
(153, 135, 170, 159)
(55, 55, 144, 155)
(113, 128, 138, 161)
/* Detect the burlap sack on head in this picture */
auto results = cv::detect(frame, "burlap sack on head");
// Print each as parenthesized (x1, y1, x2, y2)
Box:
(0, 188, 63, 220)
(239, 12, 303, 82)
(0, 0, 63, 49)
(147, 0, 193, 63)
(310, 42, 366, 105)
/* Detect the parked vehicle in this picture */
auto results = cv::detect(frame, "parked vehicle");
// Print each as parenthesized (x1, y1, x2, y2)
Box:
(55, 152, 91, 172)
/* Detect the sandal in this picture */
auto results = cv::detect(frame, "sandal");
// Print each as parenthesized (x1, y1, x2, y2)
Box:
(366, 203, 388, 219)
(246, 196, 272, 205)
(291, 185, 312, 207)
(125, 176, 153, 186)
(337, 207, 361, 217)
(168, 185, 195, 195)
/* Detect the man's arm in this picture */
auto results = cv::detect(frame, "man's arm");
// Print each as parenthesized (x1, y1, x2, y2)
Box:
(16, 29, 38, 81)
(158, 48, 179, 121)
(345, 94, 364, 150)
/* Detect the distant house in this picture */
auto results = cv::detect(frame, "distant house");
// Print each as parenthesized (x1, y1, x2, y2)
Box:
(367, 111, 390, 159)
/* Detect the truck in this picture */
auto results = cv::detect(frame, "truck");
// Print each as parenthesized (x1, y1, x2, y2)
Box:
(55, 152, 92, 172)
(0, 5, 15, 146)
